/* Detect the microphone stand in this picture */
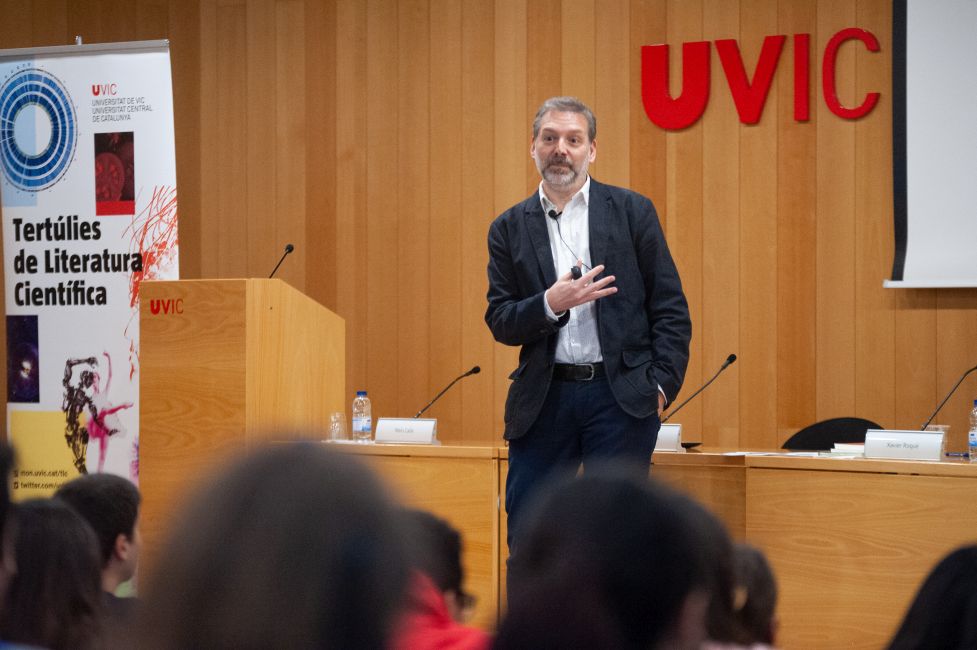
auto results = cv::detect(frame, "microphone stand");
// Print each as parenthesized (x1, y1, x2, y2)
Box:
(920, 364, 977, 430)
(662, 355, 736, 424)
(415, 367, 480, 418)
(269, 244, 294, 279)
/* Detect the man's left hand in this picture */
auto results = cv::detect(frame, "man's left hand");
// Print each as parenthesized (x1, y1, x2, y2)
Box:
(658, 392, 665, 417)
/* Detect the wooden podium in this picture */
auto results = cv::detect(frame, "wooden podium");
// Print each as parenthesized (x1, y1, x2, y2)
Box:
(139, 279, 344, 569)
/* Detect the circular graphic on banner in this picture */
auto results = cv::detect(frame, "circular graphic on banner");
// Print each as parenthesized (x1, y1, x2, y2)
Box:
(0, 68, 77, 192)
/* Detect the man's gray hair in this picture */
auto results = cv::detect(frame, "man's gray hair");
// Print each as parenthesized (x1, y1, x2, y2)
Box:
(532, 96, 597, 142)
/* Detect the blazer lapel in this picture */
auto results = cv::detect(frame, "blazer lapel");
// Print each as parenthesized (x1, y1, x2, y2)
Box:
(525, 198, 557, 289)
(588, 179, 610, 269)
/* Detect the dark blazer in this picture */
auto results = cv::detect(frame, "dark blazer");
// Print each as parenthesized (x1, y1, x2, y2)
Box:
(485, 179, 691, 441)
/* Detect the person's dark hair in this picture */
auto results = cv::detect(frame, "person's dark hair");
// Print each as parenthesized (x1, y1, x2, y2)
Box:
(0, 443, 13, 552)
(136, 442, 411, 650)
(692, 495, 740, 644)
(730, 543, 778, 645)
(0, 498, 103, 650)
(888, 545, 977, 650)
(55, 472, 141, 566)
(402, 509, 464, 594)
(532, 96, 597, 142)
(498, 468, 720, 650)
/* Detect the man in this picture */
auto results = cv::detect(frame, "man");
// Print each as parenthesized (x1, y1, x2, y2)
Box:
(485, 96, 691, 554)
(55, 472, 141, 622)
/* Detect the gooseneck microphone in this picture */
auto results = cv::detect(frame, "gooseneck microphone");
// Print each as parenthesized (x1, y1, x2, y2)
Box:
(414, 366, 481, 418)
(920, 363, 977, 430)
(662, 354, 737, 423)
(268, 244, 295, 279)
(547, 210, 591, 280)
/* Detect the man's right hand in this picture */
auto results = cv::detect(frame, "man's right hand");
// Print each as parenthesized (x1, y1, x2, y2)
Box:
(545, 262, 617, 314)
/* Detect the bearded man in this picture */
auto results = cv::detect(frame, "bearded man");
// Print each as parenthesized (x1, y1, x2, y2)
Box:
(485, 96, 692, 569)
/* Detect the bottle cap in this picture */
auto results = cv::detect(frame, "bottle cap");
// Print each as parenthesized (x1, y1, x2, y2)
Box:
(356, 390, 367, 396)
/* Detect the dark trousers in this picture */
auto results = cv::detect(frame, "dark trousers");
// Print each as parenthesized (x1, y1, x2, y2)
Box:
(505, 375, 660, 558)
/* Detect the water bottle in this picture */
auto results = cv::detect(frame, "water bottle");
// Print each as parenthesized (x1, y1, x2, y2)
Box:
(969, 399, 977, 463)
(352, 390, 372, 443)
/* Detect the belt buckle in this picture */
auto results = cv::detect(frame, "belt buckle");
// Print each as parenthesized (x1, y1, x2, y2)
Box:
(579, 363, 595, 381)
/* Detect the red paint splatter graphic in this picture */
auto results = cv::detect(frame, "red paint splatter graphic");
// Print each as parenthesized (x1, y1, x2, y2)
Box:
(124, 185, 179, 379)
(127, 185, 179, 307)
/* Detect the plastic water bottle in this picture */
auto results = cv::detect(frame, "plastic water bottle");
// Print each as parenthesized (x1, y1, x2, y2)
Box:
(969, 399, 977, 463)
(352, 390, 372, 443)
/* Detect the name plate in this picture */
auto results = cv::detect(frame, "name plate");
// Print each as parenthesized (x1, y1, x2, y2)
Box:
(864, 429, 944, 461)
(375, 418, 438, 444)
(654, 423, 684, 453)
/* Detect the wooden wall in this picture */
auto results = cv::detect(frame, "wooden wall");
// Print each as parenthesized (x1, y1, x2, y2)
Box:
(2, 0, 976, 450)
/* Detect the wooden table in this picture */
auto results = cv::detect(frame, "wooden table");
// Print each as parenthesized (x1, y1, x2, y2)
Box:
(305, 445, 977, 647)
(653, 451, 977, 649)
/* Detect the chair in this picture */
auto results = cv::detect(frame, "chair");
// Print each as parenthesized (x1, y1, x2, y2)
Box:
(781, 417, 882, 451)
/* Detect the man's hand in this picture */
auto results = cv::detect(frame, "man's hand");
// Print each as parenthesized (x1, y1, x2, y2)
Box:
(658, 392, 665, 417)
(545, 262, 617, 314)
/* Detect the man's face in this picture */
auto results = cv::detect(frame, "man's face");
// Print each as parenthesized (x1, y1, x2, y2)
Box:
(531, 110, 596, 188)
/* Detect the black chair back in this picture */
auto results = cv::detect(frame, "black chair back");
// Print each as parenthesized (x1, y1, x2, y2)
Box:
(781, 417, 882, 451)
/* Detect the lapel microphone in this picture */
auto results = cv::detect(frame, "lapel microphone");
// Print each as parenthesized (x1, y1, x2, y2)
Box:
(547, 209, 591, 280)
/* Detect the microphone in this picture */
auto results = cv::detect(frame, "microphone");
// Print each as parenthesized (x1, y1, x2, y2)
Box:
(268, 244, 295, 278)
(414, 366, 481, 418)
(661, 354, 737, 424)
(547, 210, 590, 279)
(920, 363, 977, 430)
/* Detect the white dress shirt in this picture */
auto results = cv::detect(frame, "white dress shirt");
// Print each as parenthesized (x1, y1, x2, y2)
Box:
(540, 178, 602, 364)
(540, 177, 667, 405)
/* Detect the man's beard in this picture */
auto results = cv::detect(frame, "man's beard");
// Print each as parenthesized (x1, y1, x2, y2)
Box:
(540, 156, 580, 186)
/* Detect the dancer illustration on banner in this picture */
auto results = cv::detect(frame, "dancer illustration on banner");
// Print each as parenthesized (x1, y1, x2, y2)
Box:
(62, 352, 133, 474)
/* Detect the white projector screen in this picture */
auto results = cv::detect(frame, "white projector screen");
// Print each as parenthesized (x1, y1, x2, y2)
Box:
(888, 0, 977, 288)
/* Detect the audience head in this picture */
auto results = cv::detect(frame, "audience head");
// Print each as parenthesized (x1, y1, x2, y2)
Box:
(888, 544, 977, 650)
(402, 509, 473, 622)
(0, 498, 104, 650)
(55, 472, 142, 591)
(498, 467, 724, 650)
(137, 442, 411, 649)
(731, 543, 778, 645)
(0, 442, 14, 609)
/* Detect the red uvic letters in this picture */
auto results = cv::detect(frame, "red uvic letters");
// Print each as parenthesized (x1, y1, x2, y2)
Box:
(641, 27, 879, 130)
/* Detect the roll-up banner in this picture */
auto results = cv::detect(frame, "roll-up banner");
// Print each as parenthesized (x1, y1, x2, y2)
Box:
(0, 40, 179, 498)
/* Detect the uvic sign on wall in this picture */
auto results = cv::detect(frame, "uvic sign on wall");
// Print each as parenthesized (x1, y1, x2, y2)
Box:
(641, 27, 881, 129)
(0, 40, 179, 497)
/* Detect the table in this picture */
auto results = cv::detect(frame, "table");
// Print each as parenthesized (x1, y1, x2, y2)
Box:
(325, 445, 977, 647)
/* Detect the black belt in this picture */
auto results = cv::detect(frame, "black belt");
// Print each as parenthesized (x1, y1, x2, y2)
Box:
(553, 362, 605, 382)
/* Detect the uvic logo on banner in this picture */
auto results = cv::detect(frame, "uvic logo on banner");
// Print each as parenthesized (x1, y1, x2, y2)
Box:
(149, 298, 183, 315)
(91, 83, 117, 96)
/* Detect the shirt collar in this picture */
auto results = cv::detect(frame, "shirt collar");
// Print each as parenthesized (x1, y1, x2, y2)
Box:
(538, 176, 591, 214)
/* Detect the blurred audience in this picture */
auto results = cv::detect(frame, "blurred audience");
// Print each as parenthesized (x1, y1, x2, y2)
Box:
(888, 544, 977, 650)
(393, 509, 491, 650)
(0, 443, 15, 612)
(0, 498, 104, 650)
(134, 442, 411, 649)
(55, 473, 142, 624)
(495, 467, 723, 650)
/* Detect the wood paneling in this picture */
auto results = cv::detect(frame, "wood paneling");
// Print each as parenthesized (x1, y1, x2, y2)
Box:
(3, 0, 977, 452)
(701, 0, 740, 447)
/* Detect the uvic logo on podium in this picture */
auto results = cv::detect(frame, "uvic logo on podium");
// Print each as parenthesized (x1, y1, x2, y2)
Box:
(149, 298, 183, 315)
